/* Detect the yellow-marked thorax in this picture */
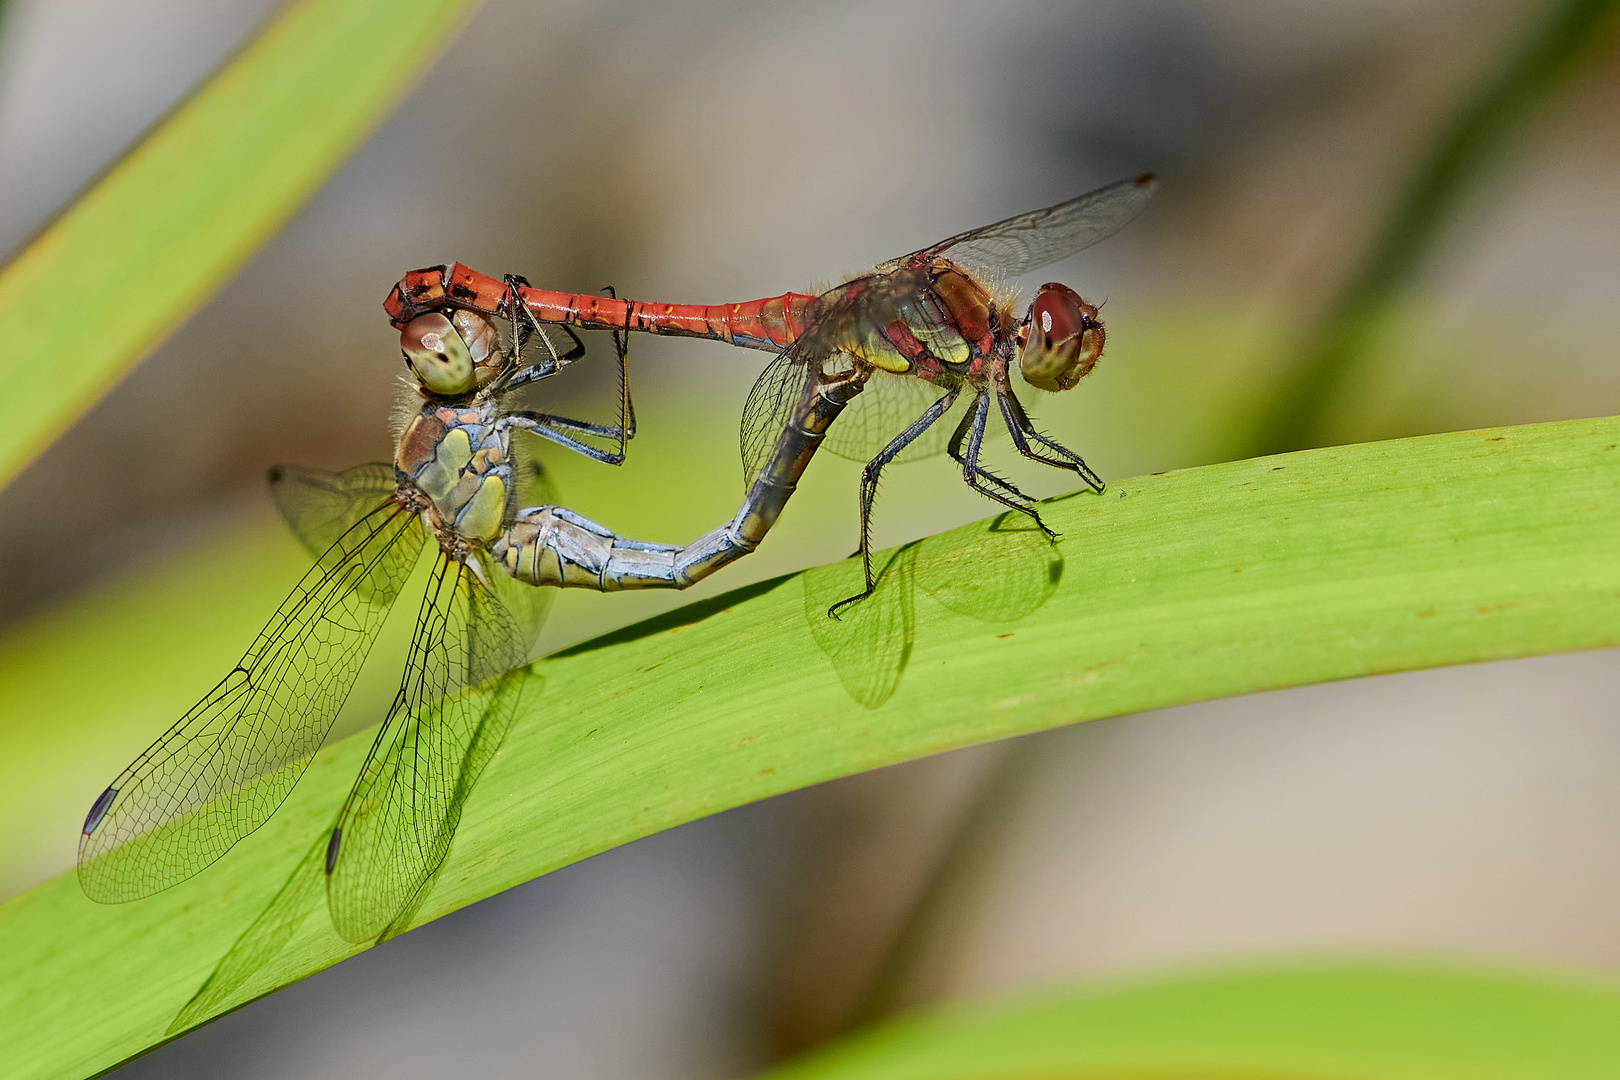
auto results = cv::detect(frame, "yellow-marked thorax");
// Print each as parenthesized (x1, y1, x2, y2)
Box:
(810, 262, 991, 375)
(396, 404, 511, 543)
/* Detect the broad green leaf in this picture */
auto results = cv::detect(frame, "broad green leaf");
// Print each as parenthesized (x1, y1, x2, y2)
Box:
(755, 964, 1620, 1079)
(3, 414, 1620, 1076)
(0, 0, 481, 491)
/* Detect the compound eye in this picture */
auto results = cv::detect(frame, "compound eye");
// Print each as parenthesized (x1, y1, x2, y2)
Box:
(1017, 283, 1103, 392)
(401, 312, 475, 395)
(1035, 287, 1084, 341)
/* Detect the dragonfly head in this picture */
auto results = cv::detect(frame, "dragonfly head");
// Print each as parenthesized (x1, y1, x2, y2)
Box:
(1015, 283, 1104, 392)
(400, 310, 501, 396)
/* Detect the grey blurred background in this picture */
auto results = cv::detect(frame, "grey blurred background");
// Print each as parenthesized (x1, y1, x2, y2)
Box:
(0, 0, 1617, 1076)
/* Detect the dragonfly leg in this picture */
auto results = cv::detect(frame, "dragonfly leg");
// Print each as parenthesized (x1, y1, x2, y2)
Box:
(498, 282, 637, 461)
(490, 275, 588, 390)
(510, 412, 628, 438)
(997, 385, 1104, 493)
(945, 402, 1039, 507)
(604, 285, 638, 443)
(831, 387, 962, 619)
(957, 391, 1058, 541)
(500, 412, 629, 465)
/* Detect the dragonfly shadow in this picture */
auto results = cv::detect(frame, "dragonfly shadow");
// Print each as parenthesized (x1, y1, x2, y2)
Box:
(913, 513, 1063, 621)
(804, 545, 919, 709)
(167, 671, 531, 1033)
(803, 514, 1063, 709)
(551, 573, 792, 659)
(167, 831, 328, 1035)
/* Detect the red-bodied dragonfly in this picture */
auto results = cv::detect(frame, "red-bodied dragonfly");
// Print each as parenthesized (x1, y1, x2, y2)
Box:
(386, 174, 1156, 615)
(75, 301, 726, 942)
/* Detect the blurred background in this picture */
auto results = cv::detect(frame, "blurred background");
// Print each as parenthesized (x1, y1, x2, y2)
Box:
(1, 0, 1618, 1075)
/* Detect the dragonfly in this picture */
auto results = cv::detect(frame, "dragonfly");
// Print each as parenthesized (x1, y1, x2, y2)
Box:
(75, 297, 750, 942)
(386, 174, 1156, 615)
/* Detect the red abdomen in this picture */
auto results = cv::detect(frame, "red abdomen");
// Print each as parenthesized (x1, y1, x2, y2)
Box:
(386, 264, 816, 355)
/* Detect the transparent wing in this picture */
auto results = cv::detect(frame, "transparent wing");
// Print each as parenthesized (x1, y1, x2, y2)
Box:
(820, 375, 1042, 466)
(78, 501, 427, 903)
(269, 462, 398, 558)
(739, 343, 820, 488)
(823, 370, 967, 465)
(480, 546, 553, 662)
(325, 555, 528, 943)
(882, 174, 1156, 281)
(491, 446, 559, 654)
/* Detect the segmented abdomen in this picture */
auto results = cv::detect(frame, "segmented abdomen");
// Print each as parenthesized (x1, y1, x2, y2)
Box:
(519, 286, 818, 353)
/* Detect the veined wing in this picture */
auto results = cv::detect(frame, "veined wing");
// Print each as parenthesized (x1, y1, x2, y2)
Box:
(270, 462, 397, 557)
(739, 342, 822, 488)
(272, 456, 554, 655)
(325, 554, 527, 943)
(820, 374, 1045, 466)
(883, 173, 1156, 281)
(481, 546, 553, 661)
(78, 499, 427, 903)
(492, 444, 560, 656)
(823, 369, 967, 466)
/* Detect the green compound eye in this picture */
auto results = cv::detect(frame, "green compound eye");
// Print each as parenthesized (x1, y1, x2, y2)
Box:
(401, 312, 476, 395)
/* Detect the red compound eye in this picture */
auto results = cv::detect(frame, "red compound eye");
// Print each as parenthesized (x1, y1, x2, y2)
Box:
(1018, 283, 1103, 392)
(1032, 285, 1085, 342)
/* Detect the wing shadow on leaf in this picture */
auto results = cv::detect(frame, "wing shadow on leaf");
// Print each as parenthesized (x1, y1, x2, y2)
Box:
(804, 545, 919, 709)
(803, 513, 1063, 709)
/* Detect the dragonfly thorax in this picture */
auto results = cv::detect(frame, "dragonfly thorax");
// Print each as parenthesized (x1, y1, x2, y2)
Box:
(817, 260, 1003, 380)
(395, 402, 512, 545)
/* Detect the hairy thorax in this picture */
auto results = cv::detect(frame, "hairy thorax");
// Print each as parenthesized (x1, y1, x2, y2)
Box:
(395, 400, 512, 546)
(809, 259, 1012, 382)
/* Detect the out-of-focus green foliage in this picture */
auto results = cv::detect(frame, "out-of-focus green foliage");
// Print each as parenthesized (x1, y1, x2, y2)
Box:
(3, 414, 1619, 1078)
(1246, 0, 1620, 456)
(756, 965, 1620, 1080)
(0, 0, 481, 491)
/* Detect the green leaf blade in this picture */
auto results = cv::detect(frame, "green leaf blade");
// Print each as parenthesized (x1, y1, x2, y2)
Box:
(3, 414, 1619, 1076)
(758, 965, 1620, 1079)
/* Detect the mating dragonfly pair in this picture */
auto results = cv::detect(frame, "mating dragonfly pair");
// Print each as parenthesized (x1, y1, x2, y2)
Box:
(79, 174, 1157, 942)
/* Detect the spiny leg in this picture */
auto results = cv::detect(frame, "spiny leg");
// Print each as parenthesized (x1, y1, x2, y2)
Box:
(500, 412, 629, 466)
(998, 384, 1104, 493)
(499, 280, 636, 463)
(945, 401, 1039, 507)
(605, 285, 638, 444)
(959, 390, 1057, 540)
(510, 413, 629, 439)
(495, 274, 587, 388)
(831, 387, 961, 619)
